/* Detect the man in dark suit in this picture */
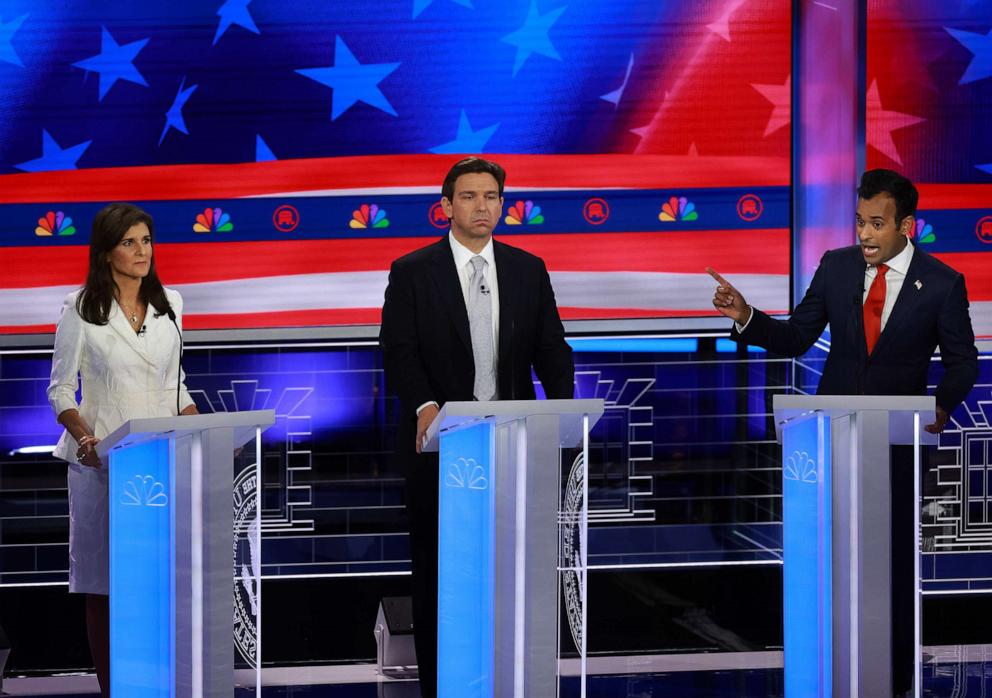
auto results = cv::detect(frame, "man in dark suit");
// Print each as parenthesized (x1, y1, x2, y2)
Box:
(379, 157, 574, 698)
(708, 168, 979, 696)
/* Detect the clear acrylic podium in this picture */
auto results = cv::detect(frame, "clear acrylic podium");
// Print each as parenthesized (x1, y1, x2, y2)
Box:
(773, 395, 937, 698)
(423, 398, 604, 698)
(97, 409, 274, 697)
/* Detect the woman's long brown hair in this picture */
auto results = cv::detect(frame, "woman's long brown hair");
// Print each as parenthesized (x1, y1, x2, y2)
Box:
(76, 203, 171, 325)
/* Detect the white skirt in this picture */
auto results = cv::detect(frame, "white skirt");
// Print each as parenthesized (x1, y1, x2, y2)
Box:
(67, 461, 110, 595)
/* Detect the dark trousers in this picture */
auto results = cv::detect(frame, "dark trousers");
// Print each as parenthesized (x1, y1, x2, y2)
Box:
(405, 454, 440, 698)
(891, 445, 926, 696)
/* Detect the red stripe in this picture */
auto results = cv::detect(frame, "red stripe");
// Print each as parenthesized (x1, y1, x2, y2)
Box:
(0, 323, 56, 334)
(2, 230, 788, 289)
(0, 153, 790, 204)
(917, 185, 992, 211)
(508, 230, 788, 274)
(4, 321, 989, 339)
(931, 253, 992, 300)
(184, 308, 381, 329)
(183, 306, 790, 329)
(557, 307, 788, 319)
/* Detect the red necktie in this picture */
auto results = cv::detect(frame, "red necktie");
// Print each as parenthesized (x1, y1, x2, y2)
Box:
(863, 263, 889, 355)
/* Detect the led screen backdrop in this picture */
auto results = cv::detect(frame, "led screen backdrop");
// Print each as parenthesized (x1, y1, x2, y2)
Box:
(0, 0, 791, 333)
(866, 0, 992, 338)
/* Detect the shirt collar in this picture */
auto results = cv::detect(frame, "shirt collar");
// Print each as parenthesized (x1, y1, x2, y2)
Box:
(873, 238, 914, 277)
(449, 231, 495, 271)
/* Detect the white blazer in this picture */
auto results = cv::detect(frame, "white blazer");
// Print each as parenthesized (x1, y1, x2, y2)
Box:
(47, 287, 194, 594)
(48, 287, 194, 459)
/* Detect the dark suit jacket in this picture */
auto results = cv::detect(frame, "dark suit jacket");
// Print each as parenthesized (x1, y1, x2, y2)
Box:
(379, 236, 575, 462)
(731, 243, 978, 412)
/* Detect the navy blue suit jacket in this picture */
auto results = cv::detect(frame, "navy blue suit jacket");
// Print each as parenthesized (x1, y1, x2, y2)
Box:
(731, 243, 978, 411)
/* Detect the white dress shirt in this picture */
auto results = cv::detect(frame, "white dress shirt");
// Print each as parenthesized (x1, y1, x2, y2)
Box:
(415, 234, 501, 416)
(863, 239, 914, 332)
(448, 232, 500, 348)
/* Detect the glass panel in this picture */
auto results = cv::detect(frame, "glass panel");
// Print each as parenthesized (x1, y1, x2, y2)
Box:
(559, 421, 588, 697)
(234, 430, 262, 697)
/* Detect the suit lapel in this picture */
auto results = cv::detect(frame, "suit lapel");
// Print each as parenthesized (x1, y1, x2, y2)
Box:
(847, 255, 870, 360)
(494, 241, 514, 367)
(873, 244, 925, 356)
(107, 301, 155, 365)
(429, 239, 472, 355)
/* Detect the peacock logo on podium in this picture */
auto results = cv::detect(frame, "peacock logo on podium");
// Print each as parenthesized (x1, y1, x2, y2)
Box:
(120, 475, 169, 507)
(784, 451, 818, 484)
(445, 458, 489, 490)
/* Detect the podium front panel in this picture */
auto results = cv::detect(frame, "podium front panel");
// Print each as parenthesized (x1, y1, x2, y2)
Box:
(782, 414, 832, 698)
(437, 421, 496, 698)
(110, 438, 175, 697)
(105, 417, 267, 698)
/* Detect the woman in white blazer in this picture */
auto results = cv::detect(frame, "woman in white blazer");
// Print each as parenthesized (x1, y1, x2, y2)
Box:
(47, 203, 197, 696)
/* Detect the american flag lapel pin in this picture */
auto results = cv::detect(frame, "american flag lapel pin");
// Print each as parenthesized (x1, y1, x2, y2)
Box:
(914, 280, 922, 290)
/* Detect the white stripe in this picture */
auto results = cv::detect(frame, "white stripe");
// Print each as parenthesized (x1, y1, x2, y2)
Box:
(0, 285, 79, 326)
(549, 271, 787, 311)
(8, 277, 992, 333)
(173, 272, 390, 315)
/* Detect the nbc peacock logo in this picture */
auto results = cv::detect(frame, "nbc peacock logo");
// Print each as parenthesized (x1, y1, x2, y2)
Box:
(193, 207, 233, 233)
(504, 200, 544, 225)
(35, 211, 76, 236)
(659, 196, 698, 222)
(913, 218, 935, 244)
(350, 204, 389, 229)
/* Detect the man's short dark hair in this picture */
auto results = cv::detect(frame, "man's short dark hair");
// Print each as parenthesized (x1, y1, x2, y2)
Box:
(441, 157, 506, 201)
(857, 168, 919, 227)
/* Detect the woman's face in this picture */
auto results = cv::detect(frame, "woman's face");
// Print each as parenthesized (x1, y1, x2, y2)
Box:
(107, 222, 152, 282)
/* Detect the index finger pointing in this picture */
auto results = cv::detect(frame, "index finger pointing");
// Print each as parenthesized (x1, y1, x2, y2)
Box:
(705, 267, 731, 287)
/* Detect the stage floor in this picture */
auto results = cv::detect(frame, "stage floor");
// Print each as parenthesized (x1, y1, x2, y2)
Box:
(3, 646, 991, 697)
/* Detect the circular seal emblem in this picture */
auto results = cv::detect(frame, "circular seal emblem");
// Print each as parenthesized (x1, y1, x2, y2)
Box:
(736, 194, 763, 222)
(428, 201, 449, 230)
(273, 204, 300, 232)
(976, 215, 992, 244)
(582, 197, 610, 225)
(233, 464, 260, 666)
(560, 451, 585, 652)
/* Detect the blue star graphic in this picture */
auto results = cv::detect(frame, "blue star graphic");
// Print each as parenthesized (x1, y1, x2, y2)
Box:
(15, 130, 92, 173)
(159, 78, 198, 145)
(430, 110, 499, 154)
(945, 26, 992, 84)
(213, 0, 260, 46)
(0, 14, 28, 67)
(412, 0, 473, 19)
(976, 162, 992, 176)
(296, 36, 401, 121)
(256, 134, 276, 161)
(72, 27, 150, 101)
(501, 1, 566, 77)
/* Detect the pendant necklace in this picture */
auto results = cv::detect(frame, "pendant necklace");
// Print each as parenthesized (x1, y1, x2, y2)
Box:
(119, 299, 141, 327)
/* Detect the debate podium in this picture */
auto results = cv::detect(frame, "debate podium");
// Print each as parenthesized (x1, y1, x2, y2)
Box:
(424, 398, 604, 698)
(97, 410, 274, 697)
(773, 395, 936, 698)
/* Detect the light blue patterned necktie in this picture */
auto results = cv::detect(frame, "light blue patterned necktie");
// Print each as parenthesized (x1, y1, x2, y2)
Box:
(467, 256, 496, 401)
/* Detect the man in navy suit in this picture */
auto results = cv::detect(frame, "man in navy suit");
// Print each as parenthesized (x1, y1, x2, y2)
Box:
(708, 168, 979, 696)
(379, 157, 574, 698)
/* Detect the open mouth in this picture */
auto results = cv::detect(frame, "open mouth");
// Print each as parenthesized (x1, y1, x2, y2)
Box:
(861, 244, 880, 259)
